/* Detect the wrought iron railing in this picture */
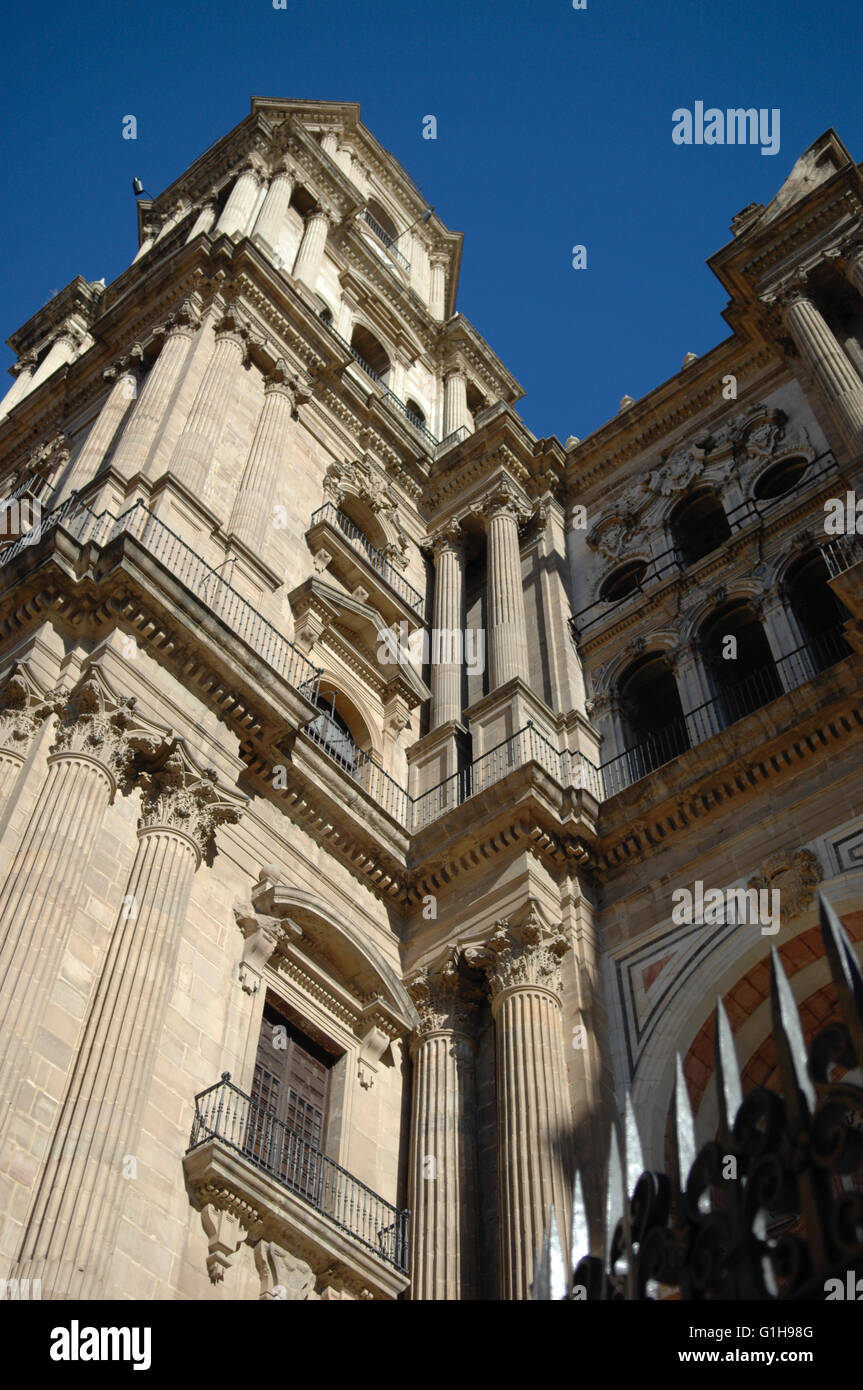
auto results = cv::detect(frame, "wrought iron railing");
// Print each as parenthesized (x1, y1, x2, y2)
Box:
(358, 208, 411, 273)
(301, 710, 413, 826)
(532, 894, 863, 1301)
(600, 626, 851, 798)
(320, 321, 441, 450)
(0, 493, 322, 702)
(188, 1074, 410, 1272)
(821, 532, 863, 578)
(572, 449, 840, 637)
(309, 502, 426, 618)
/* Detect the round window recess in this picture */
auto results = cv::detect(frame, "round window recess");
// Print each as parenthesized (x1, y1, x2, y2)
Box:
(600, 559, 647, 603)
(753, 456, 809, 501)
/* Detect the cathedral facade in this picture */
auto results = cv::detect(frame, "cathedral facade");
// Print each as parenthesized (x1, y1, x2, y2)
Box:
(0, 98, 861, 1301)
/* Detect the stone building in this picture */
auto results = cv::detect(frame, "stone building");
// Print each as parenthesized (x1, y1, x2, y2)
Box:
(0, 98, 861, 1301)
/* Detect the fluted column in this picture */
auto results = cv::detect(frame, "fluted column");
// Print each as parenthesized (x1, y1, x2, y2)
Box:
(0, 664, 49, 808)
(110, 302, 199, 480)
(252, 165, 295, 254)
(15, 741, 245, 1299)
(429, 523, 464, 727)
(429, 255, 447, 321)
(0, 352, 38, 422)
(672, 639, 724, 743)
(292, 209, 333, 292)
(407, 959, 481, 1300)
(0, 669, 167, 1163)
(768, 281, 863, 451)
(215, 163, 263, 239)
(168, 307, 247, 496)
(229, 362, 296, 549)
(69, 349, 144, 494)
(484, 482, 530, 689)
(29, 329, 81, 393)
(185, 201, 216, 242)
(443, 368, 468, 437)
(468, 910, 572, 1301)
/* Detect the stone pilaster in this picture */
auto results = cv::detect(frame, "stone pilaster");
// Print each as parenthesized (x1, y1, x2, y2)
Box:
(186, 201, 216, 242)
(215, 163, 263, 239)
(70, 349, 144, 493)
(467, 907, 572, 1300)
(293, 209, 333, 292)
(15, 740, 245, 1299)
(766, 279, 863, 453)
(169, 306, 247, 496)
(110, 301, 199, 480)
(252, 164, 295, 255)
(407, 957, 481, 1300)
(29, 327, 82, 393)
(429, 254, 448, 322)
(0, 669, 168, 1171)
(484, 482, 530, 689)
(443, 368, 468, 437)
(228, 361, 296, 550)
(429, 522, 465, 728)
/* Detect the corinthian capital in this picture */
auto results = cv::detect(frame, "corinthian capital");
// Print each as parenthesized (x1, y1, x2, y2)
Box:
(0, 662, 51, 758)
(49, 666, 170, 791)
(137, 739, 247, 865)
(406, 954, 481, 1043)
(466, 903, 570, 1002)
(427, 518, 463, 556)
(482, 477, 529, 524)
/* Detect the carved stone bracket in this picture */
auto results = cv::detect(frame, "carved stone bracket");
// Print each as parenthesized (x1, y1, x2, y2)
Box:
(254, 1239, 318, 1300)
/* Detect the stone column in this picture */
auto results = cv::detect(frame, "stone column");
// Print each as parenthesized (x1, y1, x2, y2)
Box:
(429, 523, 465, 727)
(215, 163, 263, 239)
(0, 669, 166, 1162)
(185, 201, 216, 242)
(252, 165, 295, 255)
(759, 594, 812, 690)
(334, 143, 353, 178)
(28, 328, 81, 392)
(672, 639, 723, 744)
(769, 282, 863, 452)
(320, 131, 339, 158)
(0, 664, 49, 806)
(69, 349, 144, 494)
(109, 302, 199, 480)
(168, 307, 247, 496)
(467, 909, 572, 1301)
(484, 482, 530, 689)
(406, 959, 481, 1300)
(228, 362, 296, 550)
(0, 352, 38, 422)
(15, 741, 245, 1300)
(443, 368, 468, 437)
(292, 209, 333, 292)
(429, 255, 448, 322)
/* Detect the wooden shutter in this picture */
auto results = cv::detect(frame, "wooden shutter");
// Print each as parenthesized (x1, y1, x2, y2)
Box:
(248, 999, 334, 1200)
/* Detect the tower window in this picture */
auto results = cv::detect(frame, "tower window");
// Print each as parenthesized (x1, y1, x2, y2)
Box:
(753, 456, 810, 501)
(669, 488, 731, 566)
(349, 324, 390, 382)
(600, 559, 647, 603)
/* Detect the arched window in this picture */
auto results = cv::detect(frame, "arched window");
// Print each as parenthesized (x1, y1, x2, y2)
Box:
(700, 601, 781, 725)
(318, 306, 333, 327)
(349, 324, 390, 383)
(616, 652, 690, 780)
(366, 198, 399, 246)
(784, 549, 851, 671)
(600, 559, 647, 603)
(307, 688, 373, 772)
(405, 398, 426, 428)
(753, 456, 810, 501)
(669, 488, 731, 566)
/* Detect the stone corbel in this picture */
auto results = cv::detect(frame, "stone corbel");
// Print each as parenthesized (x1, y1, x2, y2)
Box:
(200, 1203, 247, 1284)
(233, 888, 302, 991)
(355, 998, 401, 1089)
(254, 1239, 317, 1300)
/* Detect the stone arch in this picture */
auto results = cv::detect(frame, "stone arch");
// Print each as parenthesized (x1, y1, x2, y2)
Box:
(312, 672, 383, 762)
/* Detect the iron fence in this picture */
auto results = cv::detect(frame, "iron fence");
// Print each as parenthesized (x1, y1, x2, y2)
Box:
(188, 1074, 410, 1272)
(358, 208, 411, 273)
(532, 893, 863, 1301)
(309, 501, 426, 618)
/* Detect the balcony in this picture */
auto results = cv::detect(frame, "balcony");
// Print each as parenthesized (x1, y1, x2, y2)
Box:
(307, 501, 426, 622)
(358, 208, 411, 274)
(184, 1074, 409, 1298)
(0, 492, 323, 701)
(600, 626, 852, 797)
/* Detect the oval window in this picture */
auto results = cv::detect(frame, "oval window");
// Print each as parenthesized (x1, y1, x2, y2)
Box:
(753, 456, 809, 501)
(600, 559, 647, 602)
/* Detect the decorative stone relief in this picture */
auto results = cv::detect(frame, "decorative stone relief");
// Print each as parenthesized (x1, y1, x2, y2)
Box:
(647, 441, 708, 496)
(200, 1203, 249, 1285)
(0, 663, 51, 758)
(323, 457, 409, 567)
(748, 847, 823, 924)
(49, 666, 169, 792)
(406, 951, 481, 1042)
(254, 1240, 318, 1300)
(137, 740, 247, 864)
(232, 866, 303, 990)
(464, 903, 570, 1001)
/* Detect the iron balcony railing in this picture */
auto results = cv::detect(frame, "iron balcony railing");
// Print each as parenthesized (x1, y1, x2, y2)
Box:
(0, 492, 322, 702)
(820, 531, 863, 578)
(188, 1074, 409, 1272)
(320, 319, 443, 451)
(309, 501, 426, 618)
(600, 625, 851, 797)
(302, 709, 413, 826)
(572, 448, 841, 637)
(358, 208, 411, 273)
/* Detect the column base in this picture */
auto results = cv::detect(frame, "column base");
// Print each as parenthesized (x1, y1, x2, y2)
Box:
(407, 720, 469, 797)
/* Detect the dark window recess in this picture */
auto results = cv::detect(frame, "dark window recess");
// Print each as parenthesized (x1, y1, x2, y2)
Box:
(600, 559, 647, 603)
(669, 489, 731, 566)
(246, 1000, 336, 1201)
(753, 456, 810, 500)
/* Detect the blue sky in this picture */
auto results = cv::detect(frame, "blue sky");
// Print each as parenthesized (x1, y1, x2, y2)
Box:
(1, 0, 860, 443)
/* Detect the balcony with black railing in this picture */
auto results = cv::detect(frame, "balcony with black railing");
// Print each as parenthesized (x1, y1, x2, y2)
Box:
(600, 625, 852, 797)
(307, 501, 426, 621)
(185, 1074, 410, 1289)
(358, 208, 411, 274)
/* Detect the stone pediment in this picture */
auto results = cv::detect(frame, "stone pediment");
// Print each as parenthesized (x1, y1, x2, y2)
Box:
(732, 129, 854, 237)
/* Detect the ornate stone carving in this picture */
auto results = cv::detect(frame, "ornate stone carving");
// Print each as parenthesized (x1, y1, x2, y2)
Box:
(0, 663, 50, 758)
(137, 740, 247, 864)
(406, 952, 480, 1041)
(200, 1203, 249, 1285)
(647, 441, 706, 496)
(233, 892, 302, 994)
(481, 477, 530, 524)
(748, 847, 823, 924)
(254, 1240, 317, 1300)
(49, 667, 168, 790)
(464, 904, 570, 1001)
(322, 457, 408, 566)
(27, 427, 71, 477)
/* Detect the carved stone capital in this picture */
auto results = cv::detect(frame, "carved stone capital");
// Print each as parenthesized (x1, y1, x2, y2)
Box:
(406, 954, 481, 1044)
(137, 740, 247, 865)
(482, 477, 529, 524)
(465, 904, 570, 1003)
(427, 519, 463, 557)
(0, 663, 51, 759)
(49, 667, 169, 792)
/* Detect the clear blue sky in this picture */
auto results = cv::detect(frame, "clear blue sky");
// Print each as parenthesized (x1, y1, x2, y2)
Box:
(2, 0, 860, 443)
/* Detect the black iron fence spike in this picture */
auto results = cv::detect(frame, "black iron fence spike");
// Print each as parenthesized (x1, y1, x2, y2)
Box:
(769, 943, 817, 1120)
(714, 995, 743, 1139)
